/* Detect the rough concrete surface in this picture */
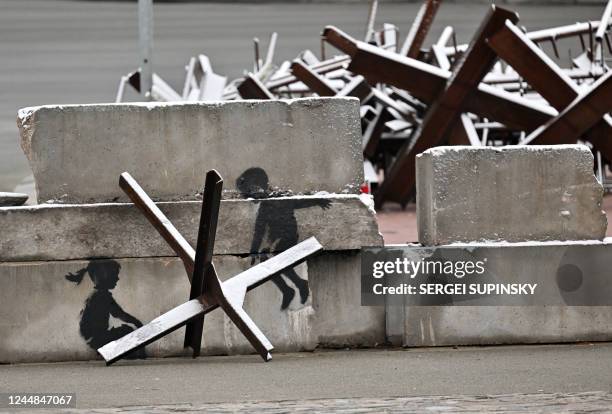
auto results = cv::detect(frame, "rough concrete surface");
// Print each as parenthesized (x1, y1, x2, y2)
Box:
(0, 191, 27, 206)
(395, 305, 612, 348)
(385, 240, 612, 346)
(417, 145, 607, 245)
(1, 344, 611, 409)
(18, 98, 363, 203)
(0, 252, 384, 363)
(0, 195, 381, 261)
(379, 194, 612, 244)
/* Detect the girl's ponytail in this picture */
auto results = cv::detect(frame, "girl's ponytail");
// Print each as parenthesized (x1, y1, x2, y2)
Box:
(65, 267, 88, 285)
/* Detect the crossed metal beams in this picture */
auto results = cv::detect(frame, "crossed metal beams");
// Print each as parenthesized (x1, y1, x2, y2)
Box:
(238, 74, 275, 99)
(488, 19, 612, 155)
(322, 24, 556, 133)
(98, 171, 323, 365)
(400, 0, 442, 58)
(526, 71, 612, 146)
(323, 5, 611, 207)
(184, 170, 222, 355)
(374, 6, 519, 206)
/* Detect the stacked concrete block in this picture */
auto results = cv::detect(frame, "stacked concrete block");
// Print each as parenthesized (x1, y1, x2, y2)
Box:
(1, 97, 383, 363)
(386, 144, 612, 348)
(416, 145, 607, 245)
(18, 99, 364, 204)
(0, 192, 27, 207)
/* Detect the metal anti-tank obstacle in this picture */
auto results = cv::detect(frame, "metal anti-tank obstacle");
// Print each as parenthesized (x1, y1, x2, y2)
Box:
(98, 170, 323, 365)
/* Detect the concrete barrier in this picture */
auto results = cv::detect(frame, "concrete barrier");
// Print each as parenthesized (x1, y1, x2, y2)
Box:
(11, 98, 611, 362)
(386, 240, 612, 346)
(18, 98, 363, 204)
(1, 253, 384, 363)
(0, 192, 28, 207)
(0, 195, 380, 262)
(0, 97, 383, 363)
(416, 145, 607, 245)
(0, 193, 382, 363)
(386, 145, 612, 348)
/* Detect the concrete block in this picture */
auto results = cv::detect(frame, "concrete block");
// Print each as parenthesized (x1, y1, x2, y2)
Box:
(18, 98, 363, 204)
(0, 253, 384, 363)
(417, 145, 607, 245)
(0, 192, 27, 207)
(385, 240, 612, 347)
(0, 195, 382, 262)
(397, 306, 612, 347)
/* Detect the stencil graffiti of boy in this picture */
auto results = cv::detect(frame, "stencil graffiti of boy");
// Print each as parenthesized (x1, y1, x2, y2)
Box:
(237, 167, 331, 309)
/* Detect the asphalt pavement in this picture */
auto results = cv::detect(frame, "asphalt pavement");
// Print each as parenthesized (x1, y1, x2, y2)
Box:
(1, 344, 611, 409)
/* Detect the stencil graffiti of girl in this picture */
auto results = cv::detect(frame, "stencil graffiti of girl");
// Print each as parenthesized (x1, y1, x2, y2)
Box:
(65, 260, 145, 358)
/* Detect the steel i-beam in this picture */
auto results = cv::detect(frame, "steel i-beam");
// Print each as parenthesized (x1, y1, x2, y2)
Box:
(290, 61, 337, 96)
(488, 19, 612, 156)
(237, 74, 275, 99)
(375, 5, 519, 206)
(400, 0, 443, 58)
(525, 71, 612, 145)
(99, 172, 323, 365)
(322, 26, 556, 132)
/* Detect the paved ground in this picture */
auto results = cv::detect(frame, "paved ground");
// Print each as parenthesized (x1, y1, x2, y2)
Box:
(7, 392, 611, 413)
(1, 343, 612, 410)
(45, 392, 612, 413)
(0, 0, 605, 195)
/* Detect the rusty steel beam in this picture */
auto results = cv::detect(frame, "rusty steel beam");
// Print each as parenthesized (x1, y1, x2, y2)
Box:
(324, 26, 447, 103)
(488, 20, 580, 109)
(184, 170, 223, 358)
(289, 60, 372, 101)
(290, 61, 337, 96)
(121, 171, 223, 357)
(483, 67, 605, 86)
(400, 0, 442, 58)
(98, 172, 323, 365)
(119, 173, 195, 278)
(237, 74, 275, 99)
(525, 71, 612, 145)
(488, 19, 612, 159)
(374, 6, 519, 207)
(98, 237, 322, 365)
(266, 55, 350, 90)
(322, 26, 556, 132)
(465, 84, 555, 131)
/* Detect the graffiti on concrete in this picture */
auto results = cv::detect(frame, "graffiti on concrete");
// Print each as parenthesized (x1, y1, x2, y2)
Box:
(237, 167, 330, 309)
(65, 259, 146, 358)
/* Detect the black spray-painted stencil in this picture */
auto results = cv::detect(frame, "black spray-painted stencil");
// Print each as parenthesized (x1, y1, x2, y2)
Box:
(237, 167, 330, 309)
(66, 259, 146, 358)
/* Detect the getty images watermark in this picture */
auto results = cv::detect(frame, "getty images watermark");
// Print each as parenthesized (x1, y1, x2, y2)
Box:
(361, 246, 612, 306)
(371, 257, 536, 296)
